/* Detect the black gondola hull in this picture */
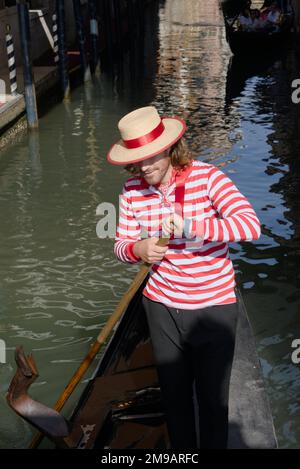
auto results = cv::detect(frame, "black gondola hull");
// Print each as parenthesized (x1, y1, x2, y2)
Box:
(227, 29, 293, 55)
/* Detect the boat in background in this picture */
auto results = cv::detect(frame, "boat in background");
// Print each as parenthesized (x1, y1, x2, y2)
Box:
(7, 280, 277, 449)
(223, 2, 294, 55)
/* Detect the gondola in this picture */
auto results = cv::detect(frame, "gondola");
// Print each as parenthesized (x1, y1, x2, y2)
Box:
(224, 12, 294, 56)
(7, 279, 277, 449)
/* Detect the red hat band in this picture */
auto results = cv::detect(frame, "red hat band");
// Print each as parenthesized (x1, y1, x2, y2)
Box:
(123, 120, 165, 149)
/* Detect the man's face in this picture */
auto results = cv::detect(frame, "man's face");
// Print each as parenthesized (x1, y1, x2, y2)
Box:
(137, 151, 172, 185)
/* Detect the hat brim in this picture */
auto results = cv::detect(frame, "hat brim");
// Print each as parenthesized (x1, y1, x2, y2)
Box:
(107, 117, 186, 165)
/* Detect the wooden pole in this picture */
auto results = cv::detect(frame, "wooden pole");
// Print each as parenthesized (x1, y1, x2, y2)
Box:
(127, 0, 136, 49)
(5, 24, 18, 96)
(113, 0, 122, 58)
(102, 0, 114, 70)
(52, 12, 59, 66)
(17, 0, 38, 129)
(72, 0, 91, 83)
(56, 0, 70, 101)
(88, 0, 101, 75)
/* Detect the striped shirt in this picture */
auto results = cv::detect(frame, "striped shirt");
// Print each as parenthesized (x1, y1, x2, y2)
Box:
(115, 159, 261, 310)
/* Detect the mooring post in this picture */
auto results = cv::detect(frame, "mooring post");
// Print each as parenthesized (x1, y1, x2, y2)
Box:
(56, 0, 70, 100)
(127, 0, 135, 48)
(52, 12, 59, 66)
(17, 0, 38, 129)
(56, 0, 70, 99)
(113, 0, 122, 57)
(72, 0, 91, 83)
(5, 24, 18, 96)
(103, 0, 114, 69)
(137, 0, 145, 38)
(88, 0, 101, 75)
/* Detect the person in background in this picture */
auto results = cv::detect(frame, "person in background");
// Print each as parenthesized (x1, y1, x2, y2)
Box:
(265, 2, 282, 30)
(237, 4, 253, 31)
(251, 9, 266, 30)
(261, 0, 281, 18)
(261, 0, 272, 20)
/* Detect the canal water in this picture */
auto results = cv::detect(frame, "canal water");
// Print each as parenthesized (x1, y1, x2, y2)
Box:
(1, 0, 300, 449)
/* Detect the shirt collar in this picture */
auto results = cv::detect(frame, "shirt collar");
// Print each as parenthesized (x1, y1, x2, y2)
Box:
(140, 163, 193, 191)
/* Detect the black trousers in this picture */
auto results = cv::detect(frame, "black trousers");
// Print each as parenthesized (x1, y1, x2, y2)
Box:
(142, 295, 238, 449)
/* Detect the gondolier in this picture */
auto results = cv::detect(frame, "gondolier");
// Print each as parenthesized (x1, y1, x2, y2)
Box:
(107, 106, 261, 449)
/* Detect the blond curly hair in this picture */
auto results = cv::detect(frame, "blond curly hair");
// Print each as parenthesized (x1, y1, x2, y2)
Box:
(125, 137, 194, 175)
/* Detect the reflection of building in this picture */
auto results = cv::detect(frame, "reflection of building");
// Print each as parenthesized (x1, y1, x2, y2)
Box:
(152, 0, 240, 159)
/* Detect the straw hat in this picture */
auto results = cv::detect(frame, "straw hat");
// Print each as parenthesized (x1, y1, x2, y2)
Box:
(107, 106, 186, 165)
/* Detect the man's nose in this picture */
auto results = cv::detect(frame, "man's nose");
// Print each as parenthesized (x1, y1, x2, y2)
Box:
(139, 159, 152, 172)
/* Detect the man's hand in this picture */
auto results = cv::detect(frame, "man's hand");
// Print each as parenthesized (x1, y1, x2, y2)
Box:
(162, 213, 184, 238)
(133, 237, 169, 263)
(162, 213, 202, 240)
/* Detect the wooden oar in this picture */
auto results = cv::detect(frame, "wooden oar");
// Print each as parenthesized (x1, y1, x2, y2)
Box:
(28, 237, 169, 449)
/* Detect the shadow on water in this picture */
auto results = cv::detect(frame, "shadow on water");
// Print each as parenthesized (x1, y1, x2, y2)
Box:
(225, 51, 292, 111)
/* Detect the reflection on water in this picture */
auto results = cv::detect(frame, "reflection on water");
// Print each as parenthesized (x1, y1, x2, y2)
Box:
(0, 0, 300, 449)
(154, 0, 237, 158)
(224, 47, 300, 449)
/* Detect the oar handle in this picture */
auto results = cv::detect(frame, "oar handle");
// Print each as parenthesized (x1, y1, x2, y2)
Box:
(156, 237, 170, 246)
(143, 236, 170, 266)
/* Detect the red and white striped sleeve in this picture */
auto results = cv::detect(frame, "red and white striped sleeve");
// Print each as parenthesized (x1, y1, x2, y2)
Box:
(114, 183, 142, 264)
(198, 165, 261, 242)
